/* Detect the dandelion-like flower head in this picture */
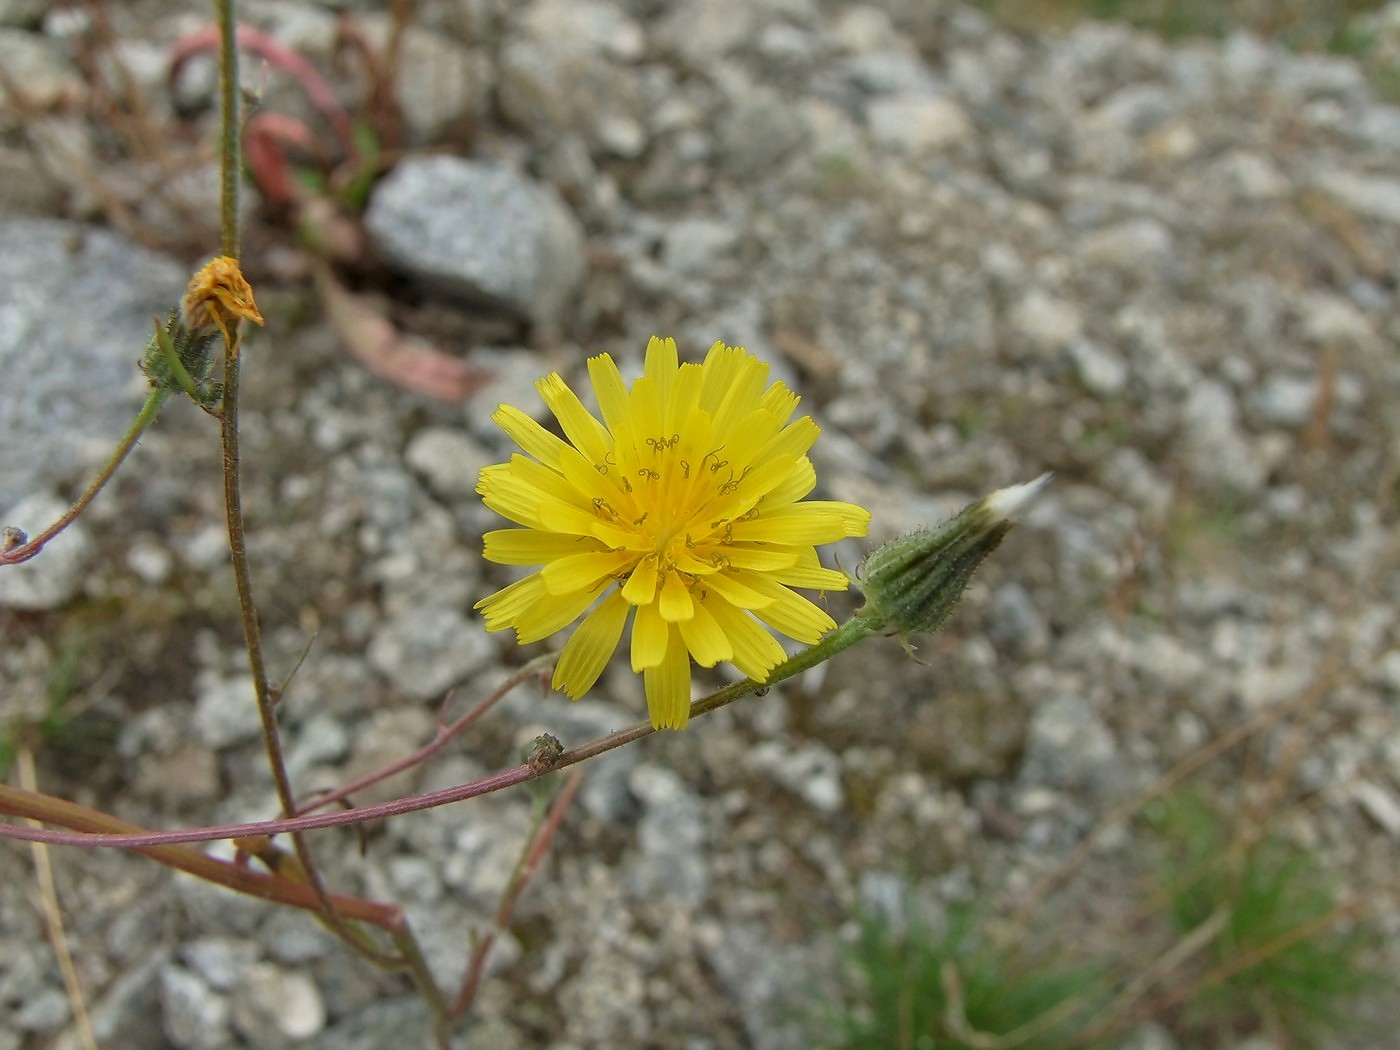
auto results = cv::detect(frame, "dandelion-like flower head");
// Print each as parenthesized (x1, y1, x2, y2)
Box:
(475, 337, 871, 729)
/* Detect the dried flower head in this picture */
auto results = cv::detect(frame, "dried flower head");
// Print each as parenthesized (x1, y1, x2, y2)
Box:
(180, 255, 265, 347)
(475, 337, 871, 729)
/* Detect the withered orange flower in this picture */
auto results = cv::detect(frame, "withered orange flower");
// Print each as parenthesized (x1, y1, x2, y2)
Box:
(181, 255, 265, 348)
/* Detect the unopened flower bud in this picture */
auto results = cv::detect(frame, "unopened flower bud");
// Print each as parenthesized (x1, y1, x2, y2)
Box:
(857, 474, 1051, 639)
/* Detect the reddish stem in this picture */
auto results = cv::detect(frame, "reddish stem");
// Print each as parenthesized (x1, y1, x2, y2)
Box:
(296, 656, 554, 816)
(449, 770, 585, 1021)
(169, 24, 357, 158)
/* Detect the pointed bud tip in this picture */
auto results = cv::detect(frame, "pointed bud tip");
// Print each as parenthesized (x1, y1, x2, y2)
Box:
(983, 473, 1053, 523)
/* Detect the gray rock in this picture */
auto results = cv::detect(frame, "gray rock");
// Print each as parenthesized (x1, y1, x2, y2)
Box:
(1076, 218, 1174, 280)
(303, 998, 432, 1050)
(657, 0, 756, 65)
(1249, 373, 1318, 427)
(661, 217, 740, 276)
(987, 582, 1049, 658)
(0, 492, 94, 609)
(1119, 1021, 1182, 1050)
(0, 144, 64, 215)
(285, 712, 349, 778)
(828, 6, 898, 54)
(191, 672, 264, 750)
(364, 156, 586, 329)
(230, 963, 326, 1045)
(1315, 170, 1400, 225)
(0, 28, 81, 107)
(1019, 694, 1120, 795)
(367, 605, 496, 701)
(0, 0, 48, 27)
(337, 705, 436, 807)
(0, 219, 184, 510)
(1215, 150, 1290, 201)
(403, 425, 494, 502)
(716, 81, 807, 177)
(159, 964, 233, 1050)
(1353, 104, 1400, 153)
(1298, 290, 1375, 348)
(867, 93, 974, 153)
(462, 346, 556, 445)
(1351, 780, 1400, 837)
(1009, 289, 1084, 355)
(498, 0, 648, 156)
(747, 740, 845, 813)
(14, 986, 69, 1031)
(179, 938, 260, 993)
(442, 798, 534, 904)
(1178, 379, 1266, 494)
(55, 952, 166, 1050)
(1066, 339, 1129, 398)
(358, 17, 490, 145)
(133, 743, 221, 806)
(626, 765, 707, 902)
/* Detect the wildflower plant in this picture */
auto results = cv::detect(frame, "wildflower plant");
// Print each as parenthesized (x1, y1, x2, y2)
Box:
(475, 337, 872, 729)
(0, 4, 1059, 1047)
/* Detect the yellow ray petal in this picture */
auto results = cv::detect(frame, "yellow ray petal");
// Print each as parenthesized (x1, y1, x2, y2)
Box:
(761, 456, 818, 508)
(729, 501, 871, 544)
(759, 381, 800, 424)
(643, 335, 679, 401)
(717, 545, 801, 572)
(621, 553, 659, 604)
(541, 550, 635, 595)
(517, 578, 610, 644)
(644, 628, 692, 729)
(704, 597, 787, 681)
(760, 416, 820, 464)
(678, 597, 732, 667)
(553, 590, 630, 698)
(587, 354, 629, 434)
(631, 599, 668, 670)
(537, 372, 613, 466)
(483, 530, 605, 566)
(701, 571, 778, 610)
(766, 562, 850, 591)
(474, 572, 545, 633)
(749, 585, 837, 644)
(658, 569, 694, 622)
(492, 404, 569, 468)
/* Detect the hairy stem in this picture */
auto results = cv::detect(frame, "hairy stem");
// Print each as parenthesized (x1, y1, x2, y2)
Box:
(210, 0, 412, 973)
(1, 389, 167, 566)
(216, 0, 239, 258)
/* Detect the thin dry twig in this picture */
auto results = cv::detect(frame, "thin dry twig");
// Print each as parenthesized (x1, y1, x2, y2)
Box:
(449, 769, 587, 1021)
(18, 749, 99, 1050)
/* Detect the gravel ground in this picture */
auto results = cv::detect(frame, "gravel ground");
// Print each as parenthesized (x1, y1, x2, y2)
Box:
(2, 2, 1399, 1048)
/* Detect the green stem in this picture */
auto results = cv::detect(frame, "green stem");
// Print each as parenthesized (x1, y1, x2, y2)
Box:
(690, 615, 883, 719)
(393, 924, 450, 1021)
(1, 389, 167, 566)
(216, 0, 239, 258)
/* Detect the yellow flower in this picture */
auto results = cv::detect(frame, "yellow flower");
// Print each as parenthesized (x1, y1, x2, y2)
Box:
(475, 337, 872, 730)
